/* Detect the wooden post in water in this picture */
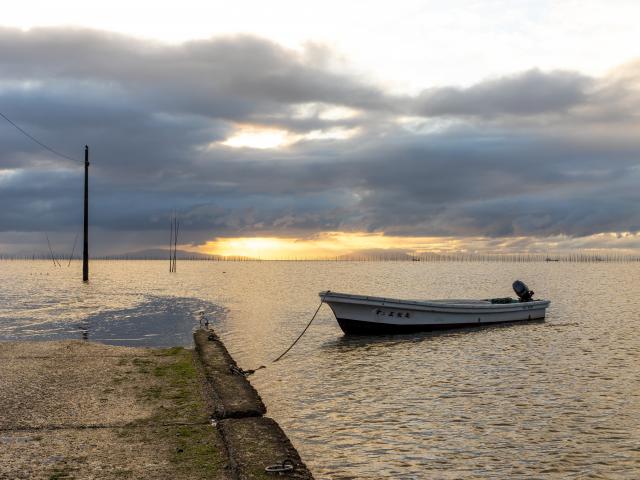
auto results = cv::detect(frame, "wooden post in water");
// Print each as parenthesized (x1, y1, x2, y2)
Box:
(169, 215, 174, 272)
(83, 145, 89, 282)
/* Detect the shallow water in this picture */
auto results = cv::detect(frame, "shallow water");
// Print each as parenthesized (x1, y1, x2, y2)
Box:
(1, 260, 639, 478)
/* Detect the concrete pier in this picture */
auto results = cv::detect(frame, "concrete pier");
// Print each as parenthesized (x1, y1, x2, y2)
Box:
(0, 330, 313, 480)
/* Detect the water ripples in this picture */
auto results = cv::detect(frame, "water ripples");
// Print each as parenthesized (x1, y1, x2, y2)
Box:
(1, 260, 639, 478)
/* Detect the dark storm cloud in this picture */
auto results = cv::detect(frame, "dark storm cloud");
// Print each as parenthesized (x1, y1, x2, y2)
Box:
(326, 128, 640, 238)
(1, 27, 640, 254)
(0, 27, 393, 118)
(415, 69, 592, 117)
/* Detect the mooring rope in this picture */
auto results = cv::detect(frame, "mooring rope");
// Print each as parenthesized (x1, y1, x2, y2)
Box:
(272, 291, 328, 363)
(200, 291, 328, 376)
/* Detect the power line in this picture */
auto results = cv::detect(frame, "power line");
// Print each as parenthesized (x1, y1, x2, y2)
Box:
(0, 110, 78, 162)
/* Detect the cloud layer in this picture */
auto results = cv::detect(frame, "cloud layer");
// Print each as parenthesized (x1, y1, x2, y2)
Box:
(1, 27, 639, 254)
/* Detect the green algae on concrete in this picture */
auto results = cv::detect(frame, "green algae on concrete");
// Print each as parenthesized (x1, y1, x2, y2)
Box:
(115, 347, 228, 478)
(219, 417, 313, 480)
(2, 333, 315, 480)
(0, 341, 229, 480)
(193, 329, 314, 480)
(193, 329, 267, 419)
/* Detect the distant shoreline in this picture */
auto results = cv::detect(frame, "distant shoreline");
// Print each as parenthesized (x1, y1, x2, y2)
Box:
(1, 254, 640, 262)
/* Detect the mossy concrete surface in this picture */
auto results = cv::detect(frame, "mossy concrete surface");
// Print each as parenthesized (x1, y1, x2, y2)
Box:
(194, 329, 313, 480)
(193, 330, 266, 419)
(219, 417, 313, 480)
(0, 341, 229, 480)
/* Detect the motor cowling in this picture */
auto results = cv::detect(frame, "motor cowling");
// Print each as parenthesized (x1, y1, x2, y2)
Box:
(513, 280, 535, 302)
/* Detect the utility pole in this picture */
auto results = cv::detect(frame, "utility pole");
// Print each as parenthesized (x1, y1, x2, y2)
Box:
(169, 215, 174, 272)
(83, 145, 89, 282)
(173, 216, 179, 273)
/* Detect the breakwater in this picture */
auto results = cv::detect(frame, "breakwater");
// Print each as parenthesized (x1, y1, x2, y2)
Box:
(193, 328, 313, 479)
(0, 330, 313, 479)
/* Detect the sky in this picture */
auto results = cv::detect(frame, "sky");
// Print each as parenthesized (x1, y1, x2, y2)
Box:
(1, 1, 640, 258)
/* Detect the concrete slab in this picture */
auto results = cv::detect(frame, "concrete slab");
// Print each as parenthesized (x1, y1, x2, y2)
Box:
(1, 334, 315, 480)
(0, 341, 230, 480)
(219, 417, 313, 480)
(0, 344, 209, 429)
(0, 424, 228, 480)
(193, 330, 266, 419)
(0, 340, 150, 359)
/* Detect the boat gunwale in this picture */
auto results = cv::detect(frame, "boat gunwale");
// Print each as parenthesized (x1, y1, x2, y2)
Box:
(320, 290, 550, 312)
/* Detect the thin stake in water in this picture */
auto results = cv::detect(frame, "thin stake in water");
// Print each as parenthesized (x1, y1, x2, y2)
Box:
(68, 232, 79, 266)
(45, 233, 61, 267)
(169, 211, 179, 273)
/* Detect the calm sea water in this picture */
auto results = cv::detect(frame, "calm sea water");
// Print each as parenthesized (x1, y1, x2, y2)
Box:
(1, 260, 639, 479)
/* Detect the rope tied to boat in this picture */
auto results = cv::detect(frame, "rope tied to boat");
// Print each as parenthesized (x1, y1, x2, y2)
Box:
(196, 291, 328, 375)
(272, 291, 328, 363)
(229, 364, 266, 377)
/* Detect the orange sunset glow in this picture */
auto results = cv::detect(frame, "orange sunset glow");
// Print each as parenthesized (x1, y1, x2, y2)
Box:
(198, 231, 640, 259)
(200, 232, 461, 259)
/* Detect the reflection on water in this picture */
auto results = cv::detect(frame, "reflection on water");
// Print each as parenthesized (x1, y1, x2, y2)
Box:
(0, 262, 225, 346)
(0, 294, 224, 347)
(1, 260, 639, 478)
(321, 319, 548, 353)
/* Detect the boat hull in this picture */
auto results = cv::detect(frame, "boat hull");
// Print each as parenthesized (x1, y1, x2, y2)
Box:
(336, 317, 544, 334)
(322, 291, 549, 335)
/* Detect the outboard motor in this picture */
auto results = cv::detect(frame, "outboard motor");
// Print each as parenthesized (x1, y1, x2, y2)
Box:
(513, 280, 535, 302)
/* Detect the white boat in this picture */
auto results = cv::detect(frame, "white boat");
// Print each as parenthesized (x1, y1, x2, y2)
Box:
(320, 281, 550, 334)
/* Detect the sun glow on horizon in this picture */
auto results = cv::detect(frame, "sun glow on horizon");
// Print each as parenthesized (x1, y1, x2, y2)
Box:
(201, 232, 467, 259)
(195, 231, 640, 260)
